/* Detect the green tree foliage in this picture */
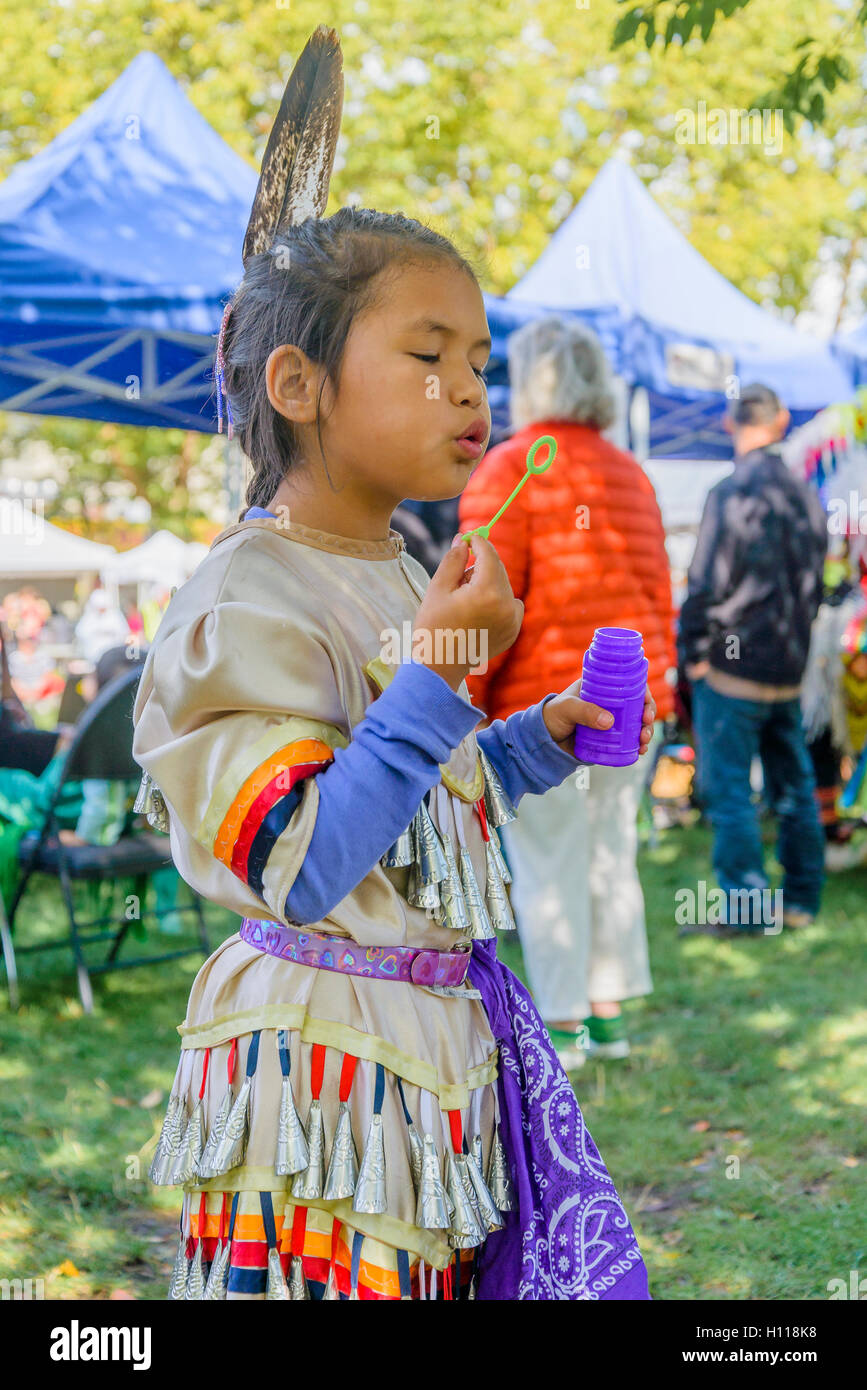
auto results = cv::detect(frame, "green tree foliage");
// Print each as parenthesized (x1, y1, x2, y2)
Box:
(613, 0, 867, 129)
(0, 1, 864, 533)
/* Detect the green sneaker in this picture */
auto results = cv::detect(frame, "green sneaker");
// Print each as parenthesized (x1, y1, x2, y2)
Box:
(584, 1013, 630, 1060)
(548, 1026, 588, 1071)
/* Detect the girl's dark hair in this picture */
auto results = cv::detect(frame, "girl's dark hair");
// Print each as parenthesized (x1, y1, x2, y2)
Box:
(222, 207, 484, 517)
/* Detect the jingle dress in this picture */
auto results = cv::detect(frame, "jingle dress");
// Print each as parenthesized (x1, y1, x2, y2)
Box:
(132, 512, 650, 1300)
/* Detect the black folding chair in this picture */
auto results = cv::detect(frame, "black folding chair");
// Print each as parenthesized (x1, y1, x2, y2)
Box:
(3, 666, 210, 1013)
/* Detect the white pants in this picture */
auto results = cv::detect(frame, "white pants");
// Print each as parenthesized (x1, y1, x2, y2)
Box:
(501, 737, 656, 1022)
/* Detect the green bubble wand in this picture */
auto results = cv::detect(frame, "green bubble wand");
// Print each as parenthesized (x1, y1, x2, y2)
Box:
(460, 434, 558, 542)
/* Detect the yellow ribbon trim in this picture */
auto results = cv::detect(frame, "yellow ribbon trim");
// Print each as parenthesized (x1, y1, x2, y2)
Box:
(183, 1172, 454, 1269)
(363, 656, 484, 802)
(177, 1004, 498, 1110)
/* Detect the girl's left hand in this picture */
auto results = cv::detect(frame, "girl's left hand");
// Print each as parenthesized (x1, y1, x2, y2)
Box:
(542, 682, 657, 758)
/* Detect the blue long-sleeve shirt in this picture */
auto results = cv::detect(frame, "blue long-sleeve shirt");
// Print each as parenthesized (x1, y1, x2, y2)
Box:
(242, 508, 581, 924)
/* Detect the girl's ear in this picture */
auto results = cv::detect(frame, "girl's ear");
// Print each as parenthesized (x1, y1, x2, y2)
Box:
(265, 344, 322, 424)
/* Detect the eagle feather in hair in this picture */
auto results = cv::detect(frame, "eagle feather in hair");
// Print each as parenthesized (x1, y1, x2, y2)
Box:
(242, 24, 344, 262)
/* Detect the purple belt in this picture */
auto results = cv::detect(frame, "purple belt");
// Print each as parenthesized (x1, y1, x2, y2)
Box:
(240, 918, 471, 988)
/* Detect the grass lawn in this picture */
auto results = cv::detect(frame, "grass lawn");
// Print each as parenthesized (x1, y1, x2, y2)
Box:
(1, 824, 865, 1300)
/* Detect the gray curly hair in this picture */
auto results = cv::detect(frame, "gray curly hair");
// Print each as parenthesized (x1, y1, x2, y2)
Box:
(507, 315, 618, 432)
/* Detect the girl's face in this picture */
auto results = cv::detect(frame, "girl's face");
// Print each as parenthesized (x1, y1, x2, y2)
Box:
(273, 259, 492, 512)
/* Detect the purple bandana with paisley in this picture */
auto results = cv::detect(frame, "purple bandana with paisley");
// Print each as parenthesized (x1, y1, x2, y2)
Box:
(468, 941, 650, 1301)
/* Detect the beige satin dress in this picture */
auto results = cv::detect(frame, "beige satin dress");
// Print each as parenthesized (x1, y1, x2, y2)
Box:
(132, 516, 515, 1299)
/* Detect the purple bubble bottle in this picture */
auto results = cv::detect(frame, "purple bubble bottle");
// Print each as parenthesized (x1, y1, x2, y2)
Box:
(573, 627, 648, 767)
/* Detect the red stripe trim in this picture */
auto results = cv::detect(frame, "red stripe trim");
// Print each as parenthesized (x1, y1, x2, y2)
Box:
(198, 1048, 210, 1100)
(227, 1240, 269, 1268)
(448, 1109, 463, 1153)
(291, 1205, 307, 1257)
(230, 759, 327, 881)
(338, 1053, 358, 1102)
(311, 1044, 326, 1100)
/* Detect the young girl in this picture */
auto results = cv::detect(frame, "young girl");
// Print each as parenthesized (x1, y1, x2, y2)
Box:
(132, 26, 653, 1300)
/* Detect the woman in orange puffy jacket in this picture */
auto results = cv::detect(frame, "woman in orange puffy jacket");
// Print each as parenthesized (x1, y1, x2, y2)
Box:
(458, 316, 675, 1068)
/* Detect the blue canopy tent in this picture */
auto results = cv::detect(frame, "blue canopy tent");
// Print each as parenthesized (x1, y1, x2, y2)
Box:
(1, 68, 851, 458)
(483, 159, 853, 458)
(0, 52, 256, 430)
(833, 319, 867, 389)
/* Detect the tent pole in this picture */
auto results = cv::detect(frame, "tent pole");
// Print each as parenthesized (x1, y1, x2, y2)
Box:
(629, 386, 651, 463)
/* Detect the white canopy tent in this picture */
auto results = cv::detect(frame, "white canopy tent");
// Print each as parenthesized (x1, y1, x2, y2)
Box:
(0, 498, 115, 586)
(100, 529, 208, 596)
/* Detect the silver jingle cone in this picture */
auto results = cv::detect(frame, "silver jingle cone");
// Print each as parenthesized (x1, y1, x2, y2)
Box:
(459, 847, 495, 940)
(407, 1122, 424, 1195)
(275, 1073, 309, 1176)
(265, 1246, 291, 1300)
(486, 1126, 516, 1213)
(446, 1150, 485, 1248)
(150, 1093, 185, 1185)
(202, 1240, 230, 1300)
(149, 1091, 178, 1174)
(415, 1133, 451, 1230)
(485, 844, 517, 932)
(133, 770, 171, 833)
(381, 822, 414, 868)
(322, 1264, 340, 1300)
(438, 831, 470, 933)
(415, 799, 448, 884)
(171, 1098, 205, 1185)
(323, 1101, 358, 1200)
(197, 1088, 232, 1179)
(291, 1098, 326, 1200)
(407, 860, 441, 913)
(148, 786, 171, 834)
(132, 769, 151, 816)
(471, 1133, 484, 1169)
(478, 747, 517, 827)
(209, 1077, 251, 1175)
(488, 827, 511, 884)
(428, 895, 448, 927)
(167, 1232, 189, 1300)
(352, 1113, 387, 1214)
(185, 1241, 206, 1299)
(288, 1255, 310, 1300)
(457, 1150, 487, 1235)
(465, 1148, 504, 1232)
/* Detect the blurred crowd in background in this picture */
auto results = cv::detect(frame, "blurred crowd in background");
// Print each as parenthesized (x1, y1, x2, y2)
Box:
(3, 315, 866, 1064)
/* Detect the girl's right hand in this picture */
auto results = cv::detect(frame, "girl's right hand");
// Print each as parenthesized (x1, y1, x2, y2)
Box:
(412, 536, 524, 692)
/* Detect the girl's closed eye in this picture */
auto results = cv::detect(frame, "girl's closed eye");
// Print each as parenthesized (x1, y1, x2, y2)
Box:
(410, 352, 488, 381)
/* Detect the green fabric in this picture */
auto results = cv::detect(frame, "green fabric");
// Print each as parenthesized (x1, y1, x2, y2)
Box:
(0, 820, 27, 908)
(75, 778, 133, 845)
(0, 760, 69, 906)
(152, 864, 185, 934)
(547, 1025, 585, 1044)
(0, 759, 182, 937)
(584, 1013, 626, 1044)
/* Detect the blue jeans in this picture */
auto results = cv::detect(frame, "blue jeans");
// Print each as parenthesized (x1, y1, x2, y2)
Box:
(692, 680, 825, 923)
